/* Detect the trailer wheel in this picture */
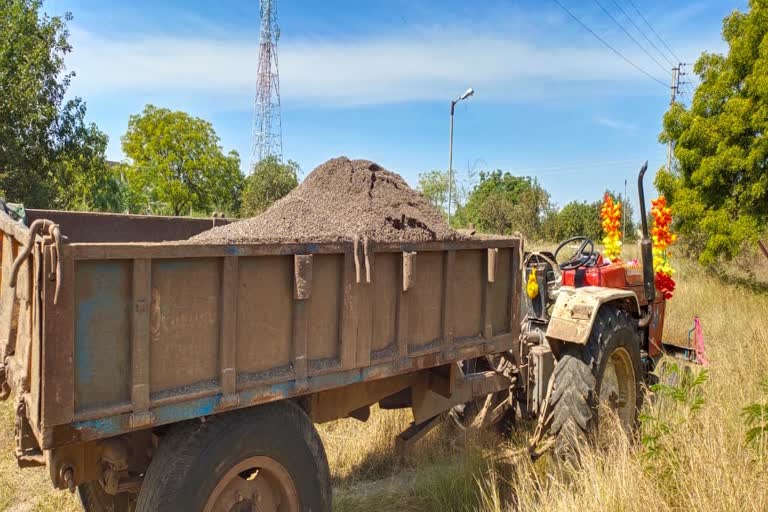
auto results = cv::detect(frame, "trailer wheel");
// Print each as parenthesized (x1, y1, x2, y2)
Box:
(78, 482, 136, 512)
(135, 401, 331, 512)
(550, 304, 641, 462)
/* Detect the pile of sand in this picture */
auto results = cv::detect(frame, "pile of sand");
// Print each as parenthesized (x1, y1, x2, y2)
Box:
(190, 157, 461, 244)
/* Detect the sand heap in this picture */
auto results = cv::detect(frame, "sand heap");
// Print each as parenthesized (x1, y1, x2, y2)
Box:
(190, 157, 461, 244)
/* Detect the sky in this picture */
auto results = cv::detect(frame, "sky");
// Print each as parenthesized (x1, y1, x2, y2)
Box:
(45, 0, 745, 213)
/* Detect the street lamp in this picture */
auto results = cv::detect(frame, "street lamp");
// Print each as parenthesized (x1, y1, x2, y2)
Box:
(448, 87, 474, 224)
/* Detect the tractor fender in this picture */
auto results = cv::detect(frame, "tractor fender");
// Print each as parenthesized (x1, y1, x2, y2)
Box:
(545, 286, 641, 345)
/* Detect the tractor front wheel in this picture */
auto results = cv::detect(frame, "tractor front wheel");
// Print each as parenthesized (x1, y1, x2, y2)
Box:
(550, 304, 642, 462)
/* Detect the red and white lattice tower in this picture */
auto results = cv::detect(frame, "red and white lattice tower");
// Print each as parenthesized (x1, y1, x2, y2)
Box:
(250, 0, 282, 170)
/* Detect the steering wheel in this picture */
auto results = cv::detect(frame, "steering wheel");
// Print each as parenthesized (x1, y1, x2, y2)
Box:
(554, 236, 597, 271)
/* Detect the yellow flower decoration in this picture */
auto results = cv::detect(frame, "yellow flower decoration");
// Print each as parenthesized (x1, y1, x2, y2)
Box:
(600, 193, 622, 261)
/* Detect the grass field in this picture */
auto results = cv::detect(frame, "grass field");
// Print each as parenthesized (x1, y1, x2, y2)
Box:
(1, 249, 767, 511)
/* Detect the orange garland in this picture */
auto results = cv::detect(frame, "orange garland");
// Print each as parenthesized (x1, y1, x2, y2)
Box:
(651, 196, 677, 299)
(600, 193, 622, 261)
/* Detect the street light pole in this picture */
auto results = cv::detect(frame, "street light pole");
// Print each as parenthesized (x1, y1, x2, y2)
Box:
(447, 88, 474, 225)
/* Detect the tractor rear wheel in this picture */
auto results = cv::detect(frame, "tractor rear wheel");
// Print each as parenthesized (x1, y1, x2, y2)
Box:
(550, 304, 641, 462)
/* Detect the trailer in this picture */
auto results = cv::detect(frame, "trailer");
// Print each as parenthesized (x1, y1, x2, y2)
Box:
(0, 208, 522, 511)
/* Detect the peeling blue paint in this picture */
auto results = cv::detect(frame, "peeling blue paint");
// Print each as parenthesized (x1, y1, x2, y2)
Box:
(74, 262, 131, 406)
(270, 381, 294, 397)
(227, 245, 241, 256)
(74, 298, 97, 386)
(73, 416, 123, 437)
(154, 395, 221, 424)
(313, 370, 362, 389)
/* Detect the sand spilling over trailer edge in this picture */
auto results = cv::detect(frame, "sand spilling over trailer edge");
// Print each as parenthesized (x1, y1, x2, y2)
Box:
(190, 157, 463, 244)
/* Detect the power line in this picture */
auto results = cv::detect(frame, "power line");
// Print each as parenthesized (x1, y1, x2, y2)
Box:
(610, 0, 675, 67)
(551, 0, 668, 89)
(509, 158, 660, 176)
(625, 0, 681, 63)
(592, 0, 671, 77)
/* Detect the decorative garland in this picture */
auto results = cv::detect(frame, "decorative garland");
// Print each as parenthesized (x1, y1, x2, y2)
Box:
(651, 196, 677, 299)
(600, 193, 622, 261)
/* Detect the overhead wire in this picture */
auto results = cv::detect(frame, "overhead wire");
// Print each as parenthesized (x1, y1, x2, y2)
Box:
(508, 159, 661, 176)
(625, 0, 681, 63)
(550, 0, 668, 89)
(610, 0, 675, 68)
(592, 0, 671, 77)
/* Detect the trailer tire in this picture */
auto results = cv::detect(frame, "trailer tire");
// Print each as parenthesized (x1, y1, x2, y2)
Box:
(550, 304, 641, 463)
(78, 482, 136, 512)
(135, 401, 331, 512)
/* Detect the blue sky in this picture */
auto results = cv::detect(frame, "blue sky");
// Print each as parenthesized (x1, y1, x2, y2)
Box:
(46, 0, 744, 211)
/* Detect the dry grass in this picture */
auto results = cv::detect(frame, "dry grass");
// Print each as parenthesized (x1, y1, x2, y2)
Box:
(0, 400, 79, 512)
(1, 249, 767, 511)
(328, 249, 768, 511)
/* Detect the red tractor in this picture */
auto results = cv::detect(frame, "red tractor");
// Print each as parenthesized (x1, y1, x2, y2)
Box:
(457, 162, 679, 458)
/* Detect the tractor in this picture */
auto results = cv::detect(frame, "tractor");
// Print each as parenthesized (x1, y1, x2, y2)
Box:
(457, 162, 678, 458)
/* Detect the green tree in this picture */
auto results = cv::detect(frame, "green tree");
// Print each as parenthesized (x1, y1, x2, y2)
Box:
(417, 169, 455, 214)
(0, 0, 109, 208)
(122, 105, 243, 216)
(544, 200, 602, 242)
(656, 0, 768, 264)
(54, 100, 124, 211)
(542, 190, 637, 244)
(457, 170, 551, 238)
(241, 156, 299, 217)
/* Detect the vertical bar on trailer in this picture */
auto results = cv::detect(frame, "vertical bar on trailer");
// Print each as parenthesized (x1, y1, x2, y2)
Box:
(292, 255, 312, 391)
(218, 256, 239, 407)
(41, 248, 74, 427)
(340, 250, 357, 370)
(441, 250, 455, 357)
(130, 258, 152, 427)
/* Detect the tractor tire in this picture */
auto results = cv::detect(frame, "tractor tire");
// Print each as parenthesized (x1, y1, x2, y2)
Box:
(78, 481, 137, 512)
(550, 304, 642, 462)
(135, 401, 331, 512)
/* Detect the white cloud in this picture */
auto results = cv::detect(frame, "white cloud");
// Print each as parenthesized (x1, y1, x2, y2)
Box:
(65, 24, 719, 107)
(593, 115, 638, 133)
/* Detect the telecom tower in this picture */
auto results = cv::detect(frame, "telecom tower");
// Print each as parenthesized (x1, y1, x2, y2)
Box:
(250, 0, 282, 170)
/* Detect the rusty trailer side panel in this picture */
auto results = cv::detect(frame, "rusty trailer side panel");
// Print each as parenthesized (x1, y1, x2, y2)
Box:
(0, 211, 522, 451)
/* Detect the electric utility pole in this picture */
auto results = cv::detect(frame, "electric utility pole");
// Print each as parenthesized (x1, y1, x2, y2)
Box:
(623, 178, 627, 243)
(667, 63, 683, 171)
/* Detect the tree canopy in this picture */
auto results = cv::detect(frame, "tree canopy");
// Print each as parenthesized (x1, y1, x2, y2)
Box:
(121, 105, 243, 216)
(543, 190, 637, 244)
(0, 0, 110, 208)
(455, 170, 551, 239)
(417, 169, 456, 214)
(657, 0, 768, 263)
(241, 156, 299, 217)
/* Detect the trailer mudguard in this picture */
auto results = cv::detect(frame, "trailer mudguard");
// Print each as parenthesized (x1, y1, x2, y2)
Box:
(546, 286, 640, 345)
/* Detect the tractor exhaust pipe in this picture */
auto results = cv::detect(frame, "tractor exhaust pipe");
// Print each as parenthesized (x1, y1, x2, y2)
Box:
(637, 161, 656, 302)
